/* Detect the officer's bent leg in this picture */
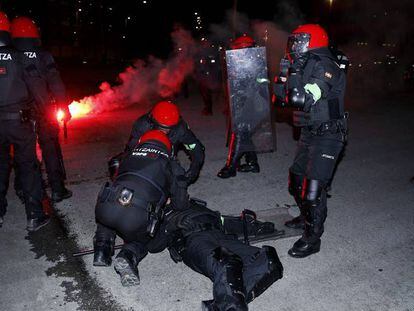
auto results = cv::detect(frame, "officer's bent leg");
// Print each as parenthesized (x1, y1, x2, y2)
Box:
(93, 222, 116, 266)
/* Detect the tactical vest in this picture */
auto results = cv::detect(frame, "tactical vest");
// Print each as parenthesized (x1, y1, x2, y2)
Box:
(0, 47, 30, 111)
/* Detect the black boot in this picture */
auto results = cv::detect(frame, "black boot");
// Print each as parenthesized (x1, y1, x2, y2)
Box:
(26, 215, 51, 232)
(93, 236, 114, 266)
(288, 238, 321, 258)
(114, 249, 140, 287)
(211, 247, 248, 311)
(51, 187, 73, 203)
(246, 246, 283, 302)
(238, 162, 260, 173)
(284, 214, 305, 229)
(217, 165, 237, 179)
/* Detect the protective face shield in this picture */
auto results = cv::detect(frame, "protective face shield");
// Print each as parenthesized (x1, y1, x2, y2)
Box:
(287, 24, 329, 60)
(286, 33, 311, 59)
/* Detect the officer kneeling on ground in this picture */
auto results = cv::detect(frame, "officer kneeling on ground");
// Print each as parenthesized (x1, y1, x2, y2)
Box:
(93, 130, 283, 311)
(273, 24, 348, 258)
(109, 100, 205, 186)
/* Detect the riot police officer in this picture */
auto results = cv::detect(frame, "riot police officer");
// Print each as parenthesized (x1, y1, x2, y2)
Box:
(0, 11, 50, 231)
(94, 130, 283, 310)
(273, 24, 348, 258)
(111, 100, 205, 185)
(10, 16, 72, 203)
(194, 37, 221, 116)
(217, 35, 262, 179)
(94, 130, 189, 283)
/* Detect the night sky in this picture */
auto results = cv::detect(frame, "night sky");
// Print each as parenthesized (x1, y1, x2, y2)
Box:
(0, 0, 412, 62)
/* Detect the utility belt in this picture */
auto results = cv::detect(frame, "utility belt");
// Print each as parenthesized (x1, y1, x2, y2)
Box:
(98, 180, 165, 238)
(0, 108, 33, 123)
(307, 112, 348, 139)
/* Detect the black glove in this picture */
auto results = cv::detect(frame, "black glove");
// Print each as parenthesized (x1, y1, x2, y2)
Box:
(108, 153, 123, 181)
(290, 53, 309, 74)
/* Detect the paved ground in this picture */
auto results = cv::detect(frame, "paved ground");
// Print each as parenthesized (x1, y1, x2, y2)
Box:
(1, 88, 414, 311)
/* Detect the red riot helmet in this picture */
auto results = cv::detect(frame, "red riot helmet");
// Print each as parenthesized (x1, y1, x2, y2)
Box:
(0, 12, 10, 32)
(10, 17, 40, 39)
(139, 130, 172, 153)
(0, 12, 11, 46)
(151, 101, 180, 128)
(230, 34, 255, 49)
(287, 24, 329, 59)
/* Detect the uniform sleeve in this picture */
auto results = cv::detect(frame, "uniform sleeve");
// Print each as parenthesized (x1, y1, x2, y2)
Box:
(41, 52, 67, 106)
(306, 61, 338, 102)
(125, 115, 151, 152)
(22, 59, 49, 109)
(178, 121, 205, 183)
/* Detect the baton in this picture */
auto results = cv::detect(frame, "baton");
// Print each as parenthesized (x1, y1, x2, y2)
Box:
(72, 244, 123, 257)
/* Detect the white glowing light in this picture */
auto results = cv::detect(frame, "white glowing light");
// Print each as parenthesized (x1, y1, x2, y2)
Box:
(78, 8, 82, 12)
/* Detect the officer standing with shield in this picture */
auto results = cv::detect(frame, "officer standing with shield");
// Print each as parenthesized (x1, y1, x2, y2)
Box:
(218, 35, 275, 179)
(274, 24, 348, 258)
(0, 11, 50, 231)
(10, 16, 72, 203)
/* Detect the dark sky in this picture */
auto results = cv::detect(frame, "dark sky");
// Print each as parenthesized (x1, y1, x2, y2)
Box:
(0, 0, 412, 60)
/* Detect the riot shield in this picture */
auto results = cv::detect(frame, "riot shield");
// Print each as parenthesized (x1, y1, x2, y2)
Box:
(224, 46, 276, 153)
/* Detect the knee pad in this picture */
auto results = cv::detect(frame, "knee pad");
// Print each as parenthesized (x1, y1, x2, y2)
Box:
(302, 179, 324, 208)
(288, 171, 304, 197)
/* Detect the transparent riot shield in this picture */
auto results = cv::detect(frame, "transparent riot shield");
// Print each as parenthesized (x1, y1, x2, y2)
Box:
(224, 46, 276, 153)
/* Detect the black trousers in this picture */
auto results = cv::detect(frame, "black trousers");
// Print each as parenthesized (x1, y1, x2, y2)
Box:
(227, 130, 258, 168)
(0, 120, 44, 219)
(36, 119, 66, 193)
(181, 230, 275, 304)
(289, 129, 344, 239)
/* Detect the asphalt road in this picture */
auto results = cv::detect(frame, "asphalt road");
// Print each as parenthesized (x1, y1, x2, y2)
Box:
(1, 89, 413, 311)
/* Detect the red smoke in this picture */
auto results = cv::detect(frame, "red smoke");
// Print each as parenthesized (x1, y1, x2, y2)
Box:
(69, 27, 196, 118)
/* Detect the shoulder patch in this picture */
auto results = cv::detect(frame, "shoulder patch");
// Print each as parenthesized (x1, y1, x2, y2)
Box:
(184, 143, 196, 150)
(324, 72, 333, 79)
(0, 67, 7, 75)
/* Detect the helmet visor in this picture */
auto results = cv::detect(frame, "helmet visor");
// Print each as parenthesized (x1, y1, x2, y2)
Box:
(287, 33, 310, 57)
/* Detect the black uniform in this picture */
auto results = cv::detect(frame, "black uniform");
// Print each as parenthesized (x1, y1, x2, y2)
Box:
(94, 139, 189, 273)
(274, 47, 347, 257)
(148, 201, 284, 311)
(0, 44, 50, 228)
(13, 39, 69, 199)
(126, 113, 205, 184)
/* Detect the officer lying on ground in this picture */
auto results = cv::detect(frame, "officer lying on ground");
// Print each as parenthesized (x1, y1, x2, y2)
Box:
(93, 130, 283, 311)
(109, 100, 205, 186)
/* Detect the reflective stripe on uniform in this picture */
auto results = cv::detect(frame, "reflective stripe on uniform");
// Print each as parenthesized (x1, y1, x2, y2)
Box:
(304, 83, 322, 102)
(184, 143, 196, 150)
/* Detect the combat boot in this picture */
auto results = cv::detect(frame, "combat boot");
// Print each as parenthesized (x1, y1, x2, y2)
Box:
(284, 214, 305, 230)
(51, 187, 73, 203)
(238, 162, 260, 173)
(217, 165, 237, 179)
(246, 246, 283, 302)
(93, 236, 114, 267)
(114, 248, 140, 286)
(26, 215, 50, 232)
(288, 238, 321, 258)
